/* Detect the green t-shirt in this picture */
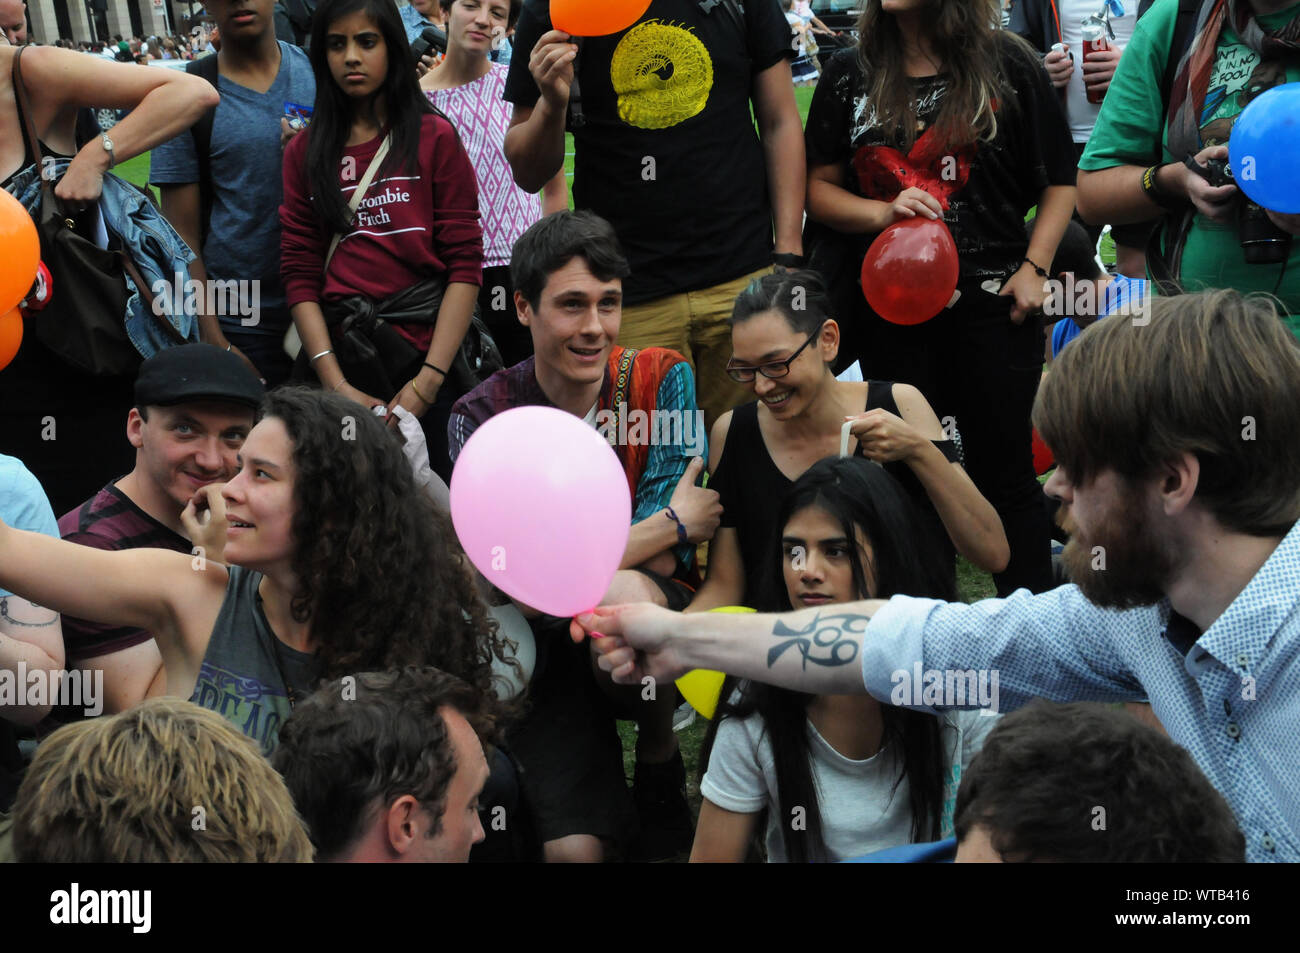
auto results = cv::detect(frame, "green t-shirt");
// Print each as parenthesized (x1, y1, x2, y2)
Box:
(1080, 0, 1300, 321)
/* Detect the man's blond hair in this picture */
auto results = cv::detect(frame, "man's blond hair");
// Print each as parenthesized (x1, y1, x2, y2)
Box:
(14, 698, 313, 862)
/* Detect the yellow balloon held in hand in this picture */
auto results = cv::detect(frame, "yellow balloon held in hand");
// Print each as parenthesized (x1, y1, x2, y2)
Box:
(675, 606, 754, 720)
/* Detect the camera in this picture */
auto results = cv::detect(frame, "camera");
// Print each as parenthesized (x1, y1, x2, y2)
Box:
(411, 26, 448, 62)
(1200, 156, 1292, 265)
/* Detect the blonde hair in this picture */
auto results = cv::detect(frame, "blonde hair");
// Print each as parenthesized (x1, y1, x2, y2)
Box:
(14, 698, 313, 863)
(1034, 290, 1300, 536)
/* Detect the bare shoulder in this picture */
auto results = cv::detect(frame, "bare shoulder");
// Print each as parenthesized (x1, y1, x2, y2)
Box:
(890, 381, 932, 415)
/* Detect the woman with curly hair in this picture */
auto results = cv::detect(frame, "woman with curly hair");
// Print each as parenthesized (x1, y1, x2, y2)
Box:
(0, 387, 511, 758)
(804, 0, 1077, 596)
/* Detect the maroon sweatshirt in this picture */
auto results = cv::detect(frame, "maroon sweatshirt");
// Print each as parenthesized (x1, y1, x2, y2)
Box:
(279, 113, 483, 349)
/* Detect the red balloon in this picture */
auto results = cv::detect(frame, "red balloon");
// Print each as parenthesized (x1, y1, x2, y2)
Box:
(0, 307, 23, 373)
(1031, 427, 1055, 476)
(0, 188, 40, 315)
(552, 0, 651, 37)
(861, 217, 959, 326)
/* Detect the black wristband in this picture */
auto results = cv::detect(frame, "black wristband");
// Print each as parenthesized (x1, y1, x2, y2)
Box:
(423, 361, 449, 379)
(772, 253, 806, 269)
(1022, 257, 1050, 279)
(664, 506, 689, 545)
(1143, 163, 1184, 209)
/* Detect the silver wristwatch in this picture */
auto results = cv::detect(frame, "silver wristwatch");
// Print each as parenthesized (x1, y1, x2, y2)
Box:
(101, 133, 116, 169)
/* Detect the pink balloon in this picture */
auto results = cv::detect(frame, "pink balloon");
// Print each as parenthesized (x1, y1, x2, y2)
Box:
(450, 406, 631, 617)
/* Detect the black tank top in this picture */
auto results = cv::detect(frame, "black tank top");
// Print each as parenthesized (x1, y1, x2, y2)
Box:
(711, 381, 953, 607)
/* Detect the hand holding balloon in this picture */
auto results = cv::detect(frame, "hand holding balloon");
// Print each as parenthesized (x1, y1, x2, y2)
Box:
(528, 29, 579, 111)
(884, 186, 943, 225)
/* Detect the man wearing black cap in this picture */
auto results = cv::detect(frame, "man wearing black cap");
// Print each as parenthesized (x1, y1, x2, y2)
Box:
(54, 344, 263, 717)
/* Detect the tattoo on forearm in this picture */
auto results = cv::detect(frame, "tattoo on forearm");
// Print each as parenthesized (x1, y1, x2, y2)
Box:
(767, 612, 867, 670)
(0, 596, 58, 627)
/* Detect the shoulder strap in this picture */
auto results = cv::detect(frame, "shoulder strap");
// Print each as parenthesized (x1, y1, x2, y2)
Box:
(324, 134, 391, 273)
(1156, 0, 1202, 127)
(1144, 0, 1201, 289)
(186, 53, 221, 243)
(865, 379, 896, 415)
(611, 346, 639, 426)
(11, 47, 49, 199)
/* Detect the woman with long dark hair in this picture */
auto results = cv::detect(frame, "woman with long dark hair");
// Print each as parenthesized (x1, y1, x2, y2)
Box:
(0, 387, 511, 756)
(280, 0, 483, 479)
(804, 0, 1076, 595)
(692, 270, 1008, 612)
(692, 456, 995, 862)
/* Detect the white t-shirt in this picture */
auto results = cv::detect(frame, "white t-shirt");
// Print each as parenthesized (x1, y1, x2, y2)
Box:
(1059, 0, 1138, 143)
(700, 705, 996, 862)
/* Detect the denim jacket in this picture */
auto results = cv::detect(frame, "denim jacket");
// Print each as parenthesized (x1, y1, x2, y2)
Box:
(4, 159, 199, 360)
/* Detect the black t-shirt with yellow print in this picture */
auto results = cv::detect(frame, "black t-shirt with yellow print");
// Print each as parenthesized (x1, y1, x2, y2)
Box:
(505, 0, 795, 304)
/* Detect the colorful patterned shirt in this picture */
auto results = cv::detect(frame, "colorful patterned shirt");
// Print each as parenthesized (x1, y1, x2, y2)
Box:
(425, 64, 543, 269)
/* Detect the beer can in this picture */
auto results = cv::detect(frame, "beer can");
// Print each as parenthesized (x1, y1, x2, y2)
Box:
(1082, 16, 1109, 104)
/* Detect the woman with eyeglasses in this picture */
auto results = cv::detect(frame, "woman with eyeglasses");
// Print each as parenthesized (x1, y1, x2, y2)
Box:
(688, 271, 1007, 611)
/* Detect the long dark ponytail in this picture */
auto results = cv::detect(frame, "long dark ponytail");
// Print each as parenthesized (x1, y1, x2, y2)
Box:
(700, 456, 954, 861)
(305, 0, 440, 234)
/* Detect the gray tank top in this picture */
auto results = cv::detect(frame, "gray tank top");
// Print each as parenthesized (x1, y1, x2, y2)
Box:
(189, 565, 321, 757)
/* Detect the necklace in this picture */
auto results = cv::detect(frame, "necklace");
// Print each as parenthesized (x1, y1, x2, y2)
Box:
(257, 580, 301, 710)
(267, 623, 300, 710)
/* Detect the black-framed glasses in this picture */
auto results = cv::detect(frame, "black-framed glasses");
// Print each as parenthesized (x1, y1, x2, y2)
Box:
(725, 322, 825, 383)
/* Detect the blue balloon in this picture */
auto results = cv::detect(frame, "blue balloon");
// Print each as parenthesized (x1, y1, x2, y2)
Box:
(1230, 83, 1300, 215)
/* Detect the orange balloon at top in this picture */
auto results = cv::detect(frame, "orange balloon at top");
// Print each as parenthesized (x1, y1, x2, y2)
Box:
(552, 0, 651, 36)
(0, 188, 40, 316)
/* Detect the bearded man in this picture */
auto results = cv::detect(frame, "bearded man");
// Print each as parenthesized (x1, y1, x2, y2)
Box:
(572, 288, 1300, 863)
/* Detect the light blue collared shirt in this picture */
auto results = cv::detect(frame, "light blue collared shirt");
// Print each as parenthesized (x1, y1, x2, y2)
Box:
(861, 519, 1300, 863)
(400, 3, 436, 44)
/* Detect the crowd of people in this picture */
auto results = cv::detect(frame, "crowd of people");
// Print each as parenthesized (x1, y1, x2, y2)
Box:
(0, 0, 1297, 865)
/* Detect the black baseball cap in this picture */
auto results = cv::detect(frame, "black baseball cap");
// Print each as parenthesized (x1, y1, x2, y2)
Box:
(134, 344, 264, 410)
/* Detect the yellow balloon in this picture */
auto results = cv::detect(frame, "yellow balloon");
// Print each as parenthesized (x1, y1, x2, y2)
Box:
(674, 606, 754, 719)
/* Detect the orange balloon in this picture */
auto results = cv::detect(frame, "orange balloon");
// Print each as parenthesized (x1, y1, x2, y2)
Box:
(552, 0, 651, 36)
(0, 307, 23, 372)
(0, 189, 40, 315)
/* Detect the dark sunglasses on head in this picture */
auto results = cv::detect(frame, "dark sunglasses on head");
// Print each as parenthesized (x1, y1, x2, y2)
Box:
(725, 321, 826, 384)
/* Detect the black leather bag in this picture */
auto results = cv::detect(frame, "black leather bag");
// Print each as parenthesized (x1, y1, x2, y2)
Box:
(451, 310, 505, 393)
(12, 48, 173, 376)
